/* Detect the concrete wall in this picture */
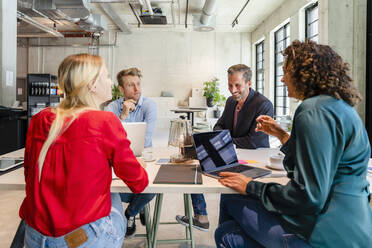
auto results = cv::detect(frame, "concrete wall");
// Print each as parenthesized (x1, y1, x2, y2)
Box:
(21, 31, 251, 104)
(319, 0, 367, 121)
(251, 0, 314, 116)
(251, 0, 367, 121)
(17, 46, 28, 78)
(0, 0, 17, 107)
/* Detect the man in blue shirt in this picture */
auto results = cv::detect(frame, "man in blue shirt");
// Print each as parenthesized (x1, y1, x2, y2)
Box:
(105, 67, 157, 237)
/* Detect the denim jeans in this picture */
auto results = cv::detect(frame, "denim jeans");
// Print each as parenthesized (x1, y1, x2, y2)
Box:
(191, 193, 207, 215)
(215, 194, 312, 248)
(120, 193, 156, 217)
(24, 193, 126, 248)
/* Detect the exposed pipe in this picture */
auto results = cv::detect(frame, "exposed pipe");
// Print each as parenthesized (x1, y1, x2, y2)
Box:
(171, 0, 176, 27)
(200, 0, 217, 25)
(17, 11, 64, 38)
(143, 0, 154, 15)
(28, 44, 116, 47)
(185, 0, 188, 28)
(31, 6, 58, 23)
(129, 3, 142, 27)
(27, 32, 118, 47)
(232, 0, 250, 28)
(91, 0, 138, 2)
(99, 3, 132, 33)
(178, 0, 181, 24)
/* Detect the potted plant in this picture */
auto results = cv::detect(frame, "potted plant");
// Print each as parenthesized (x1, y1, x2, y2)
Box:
(112, 84, 124, 100)
(203, 77, 220, 107)
(101, 84, 123, 108)
(212, 92, 226, 118)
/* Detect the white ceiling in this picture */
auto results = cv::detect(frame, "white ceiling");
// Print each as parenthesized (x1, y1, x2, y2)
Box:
(17, 0, 288, 38)
(91, 0, 287, 32)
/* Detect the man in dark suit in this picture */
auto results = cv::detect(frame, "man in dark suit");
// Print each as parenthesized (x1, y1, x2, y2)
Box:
(176, 64, 274, 232)
(214, 64, 274, 148)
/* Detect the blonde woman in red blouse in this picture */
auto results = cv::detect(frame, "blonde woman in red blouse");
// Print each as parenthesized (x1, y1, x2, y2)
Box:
(19, 54, 148, 248)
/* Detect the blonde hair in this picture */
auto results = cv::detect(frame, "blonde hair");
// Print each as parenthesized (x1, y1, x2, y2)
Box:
(38, 53, 104, 181)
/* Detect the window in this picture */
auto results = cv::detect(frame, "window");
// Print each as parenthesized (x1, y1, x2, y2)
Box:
(274, 23, 290, 116)
(255, 41, 264, 94)
(305, 2, 318, 42)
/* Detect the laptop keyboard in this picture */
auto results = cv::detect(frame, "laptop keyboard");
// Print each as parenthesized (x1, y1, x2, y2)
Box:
(209, 164, 253, 176)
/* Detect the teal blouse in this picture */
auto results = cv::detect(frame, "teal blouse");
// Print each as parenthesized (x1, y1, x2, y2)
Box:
(246, 95, 372, 247)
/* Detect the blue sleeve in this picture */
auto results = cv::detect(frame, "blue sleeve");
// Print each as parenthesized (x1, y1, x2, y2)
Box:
(143, 99, 158, 148)
(245, 108, 343, 214)
(104, 99, 121, 118)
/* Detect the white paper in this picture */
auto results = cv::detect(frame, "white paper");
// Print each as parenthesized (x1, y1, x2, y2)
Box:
(6, 70, 14, 87)
(17, 88, 22, 95)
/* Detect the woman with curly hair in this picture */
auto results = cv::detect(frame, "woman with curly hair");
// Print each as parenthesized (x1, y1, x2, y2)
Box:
(215, 40, 372, 248)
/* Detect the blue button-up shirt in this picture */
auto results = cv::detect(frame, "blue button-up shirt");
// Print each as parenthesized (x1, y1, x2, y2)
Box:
(105, 95, 157, 147)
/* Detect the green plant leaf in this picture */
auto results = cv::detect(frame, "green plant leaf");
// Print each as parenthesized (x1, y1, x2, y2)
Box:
(112, 84, 124, 100)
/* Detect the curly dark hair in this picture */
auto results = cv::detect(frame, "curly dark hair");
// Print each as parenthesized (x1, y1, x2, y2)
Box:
(283, 39, 361, 106)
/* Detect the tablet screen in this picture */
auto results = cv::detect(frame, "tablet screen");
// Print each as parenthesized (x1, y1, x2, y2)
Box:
(0, 159, 23, 172)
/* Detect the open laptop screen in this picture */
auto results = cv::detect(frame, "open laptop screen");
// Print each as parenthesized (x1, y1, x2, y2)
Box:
(193, 130, 238, 172)
(122, 122, 146, 157)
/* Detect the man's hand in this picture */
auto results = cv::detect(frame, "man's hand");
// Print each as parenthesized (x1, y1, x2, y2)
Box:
(255, 115, 290, 144)
(218, 172, 252, 195)
(120, 99, 137, 120)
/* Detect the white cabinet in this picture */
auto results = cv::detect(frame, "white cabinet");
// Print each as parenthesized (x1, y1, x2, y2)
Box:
(150, 97, 177, 131)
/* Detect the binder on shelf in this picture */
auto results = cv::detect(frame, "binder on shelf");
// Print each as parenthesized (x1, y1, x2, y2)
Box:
(27, 74, 61, 126)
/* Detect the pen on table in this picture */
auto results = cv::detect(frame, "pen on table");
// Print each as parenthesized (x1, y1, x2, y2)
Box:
(194, 164, 198, 184)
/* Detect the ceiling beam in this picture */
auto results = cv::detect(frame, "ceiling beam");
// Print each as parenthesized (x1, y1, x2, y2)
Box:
(99, 3, 132, 34)
(17, 11, 64, 38)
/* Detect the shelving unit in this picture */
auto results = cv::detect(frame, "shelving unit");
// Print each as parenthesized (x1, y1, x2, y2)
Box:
(27, 74, 61, 125)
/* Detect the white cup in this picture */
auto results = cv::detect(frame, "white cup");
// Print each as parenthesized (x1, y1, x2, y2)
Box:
(142, 148, 154, 162)
(269, 154, 285, 170)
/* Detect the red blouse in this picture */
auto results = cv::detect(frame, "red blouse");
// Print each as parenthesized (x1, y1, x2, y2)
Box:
(19, 108, 148, 237)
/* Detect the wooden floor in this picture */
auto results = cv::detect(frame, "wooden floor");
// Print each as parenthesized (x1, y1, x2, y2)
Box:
(0, 191, 219, 248)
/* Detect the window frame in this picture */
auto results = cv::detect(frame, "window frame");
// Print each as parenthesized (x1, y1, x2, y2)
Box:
(274, 22, 290, 117)
(305, 2, 319, 42)
(255, 40, 265, 94)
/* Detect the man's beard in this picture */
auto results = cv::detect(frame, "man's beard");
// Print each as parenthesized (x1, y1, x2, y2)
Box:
(233, 91, 246, 102)
(233, 94, 242, 101)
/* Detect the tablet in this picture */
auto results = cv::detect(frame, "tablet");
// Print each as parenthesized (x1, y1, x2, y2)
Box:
(0, 159, 24, 172)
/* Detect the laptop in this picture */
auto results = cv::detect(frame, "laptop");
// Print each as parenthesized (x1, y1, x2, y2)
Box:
(0, 158, 24, 172)
(193, 130, 271, 179)
(122, 122, 146, 157)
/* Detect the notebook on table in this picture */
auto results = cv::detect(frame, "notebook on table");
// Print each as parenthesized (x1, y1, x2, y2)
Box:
(193, 130, 271, 179)
(153, 164, 202, 184)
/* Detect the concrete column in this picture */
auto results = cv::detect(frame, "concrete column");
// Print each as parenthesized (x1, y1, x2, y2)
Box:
(241, 32, 252, 67)
(0, 0, 17, 107)
(318, 0, 367, 121)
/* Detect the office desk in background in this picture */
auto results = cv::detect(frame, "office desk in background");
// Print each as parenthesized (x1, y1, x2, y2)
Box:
(170, 108, 207, 126)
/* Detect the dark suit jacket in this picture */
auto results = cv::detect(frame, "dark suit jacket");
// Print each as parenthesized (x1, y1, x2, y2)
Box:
(213, 88, 274, 149)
